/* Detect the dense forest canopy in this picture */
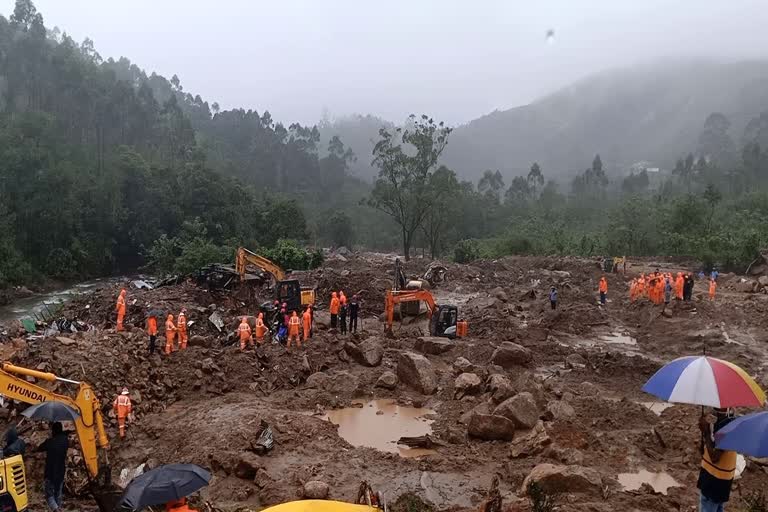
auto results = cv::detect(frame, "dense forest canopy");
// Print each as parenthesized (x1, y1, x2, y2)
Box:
(1, 0, 768, 288)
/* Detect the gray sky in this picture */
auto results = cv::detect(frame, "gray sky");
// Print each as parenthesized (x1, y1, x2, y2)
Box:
(4, 0, 768, 126)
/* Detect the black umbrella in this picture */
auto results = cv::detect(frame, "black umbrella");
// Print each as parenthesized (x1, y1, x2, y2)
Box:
(147, 309, 165, 319)
(21, 402, 80, 422)
(117, 464, 211, 510)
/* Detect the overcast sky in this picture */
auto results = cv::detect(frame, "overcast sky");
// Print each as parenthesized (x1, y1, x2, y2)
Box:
(3, 0, 768, 126)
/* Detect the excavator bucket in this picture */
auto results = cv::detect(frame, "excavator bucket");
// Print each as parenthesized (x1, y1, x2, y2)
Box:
(89, 464, 122, 512)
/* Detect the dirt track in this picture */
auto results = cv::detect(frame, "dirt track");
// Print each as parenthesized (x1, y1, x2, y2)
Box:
(3, 253, 768, 511)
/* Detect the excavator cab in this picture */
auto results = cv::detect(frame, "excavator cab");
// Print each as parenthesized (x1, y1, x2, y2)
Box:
(430, 305, 458, 338)
(0, 454, 27, 512)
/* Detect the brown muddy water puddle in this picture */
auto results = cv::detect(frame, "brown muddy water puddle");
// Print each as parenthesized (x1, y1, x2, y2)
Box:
(618, 469, 680, 494)
(322, 400, 436, 457)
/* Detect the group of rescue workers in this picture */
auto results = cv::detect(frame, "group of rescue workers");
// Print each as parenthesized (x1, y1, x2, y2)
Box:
(593, 265, 720, 308)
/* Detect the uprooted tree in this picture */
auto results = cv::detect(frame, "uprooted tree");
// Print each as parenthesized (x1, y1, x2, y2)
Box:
(367, 115, 452, 261)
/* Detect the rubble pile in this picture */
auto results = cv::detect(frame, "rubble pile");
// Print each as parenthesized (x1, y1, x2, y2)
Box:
(1, 252, 768, 512)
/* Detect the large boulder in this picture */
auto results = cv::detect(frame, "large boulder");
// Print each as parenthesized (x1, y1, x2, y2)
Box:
(305, 371, 359, 395)
(467, 413, 515, 441)
(544, 400, 576, 421)
(453, 357, 474, 374)
(521, 464, 603, 495)
(397, 352, 438, 395)
(188, 335, 213, 348)
(303, 480, 330, 499)
(345, 338, 384, 367)
(491, 342, 532, 368)
(493, 392, 540, 429)
(565, 353, 586, 369)
(454, 373, 483, 397)
(376, 371, 398, 390)
(488, 374, 515, 403)
(491, 287, 509, 303)
(414, 336, 454, 355)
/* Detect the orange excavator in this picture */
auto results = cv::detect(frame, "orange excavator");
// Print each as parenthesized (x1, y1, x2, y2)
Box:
(384, 289, 467, 338)
(0, 363, 118, 512)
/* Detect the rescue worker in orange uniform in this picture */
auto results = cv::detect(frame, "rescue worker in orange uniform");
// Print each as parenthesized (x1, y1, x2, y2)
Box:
(340, 291, 347, 306)
(164, 314, 177, 355)
(113, 387, 132, 439)
(329, 292, 340, 329)
(302, 305, 312, 342)
(166, 498, 198, 512)
(655, 277, 665, 305)
(288, 311, 301, 349)
(238, 317, 253, 351)
(675, 272, 684, 300)
(709, 278, 717, 301)
(116, 289, 127, 331)
(598, 276, 608, 305)
(255, 313, 267, 344)
(146, 311, 159, 354)
(177, 309, 188, 350)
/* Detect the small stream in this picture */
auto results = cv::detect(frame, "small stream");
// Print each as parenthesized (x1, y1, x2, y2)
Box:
(0, 278, 114, 324)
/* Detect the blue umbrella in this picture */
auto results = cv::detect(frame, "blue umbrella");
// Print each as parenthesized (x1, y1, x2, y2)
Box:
(715, 411, 768, 457)
(21, 402, 80, 422)
(117, 464, 211, 510)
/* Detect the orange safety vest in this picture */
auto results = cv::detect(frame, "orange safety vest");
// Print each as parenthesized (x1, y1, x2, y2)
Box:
(117, 295, 126, 313)
(599, 280, 608, 293)
(147, 317, 158, 335)
(701, 446, 736, 481)
(289, 315, 300, 335)
(113, 395, 132, 418)
(238, 322, 252, 340)
(178, 313, 187, 332)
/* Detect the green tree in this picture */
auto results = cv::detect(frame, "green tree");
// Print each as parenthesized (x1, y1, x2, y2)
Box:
(478, 169, 505, 203)
(421, 166, 461, 258)
(368, 114, 451, 260)
(703, 183, 722, 234)
(527, 162, 544, 198)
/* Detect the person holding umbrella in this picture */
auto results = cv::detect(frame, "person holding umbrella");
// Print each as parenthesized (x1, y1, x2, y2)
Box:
(166, 497, 198, 511)
(146, 308, 159, 355)
(698, 408, 737, 511)
(35, 422, 69, 512)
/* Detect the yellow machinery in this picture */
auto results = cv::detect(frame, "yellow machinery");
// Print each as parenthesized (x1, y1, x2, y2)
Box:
(236, 248, 315, 312)
(0, 363, 116, 512)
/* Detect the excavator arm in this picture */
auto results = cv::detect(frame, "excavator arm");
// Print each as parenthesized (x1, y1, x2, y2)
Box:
(0, 363, 109, 480)
(236, 247, 286, 282)
(384, 289, 438, 330)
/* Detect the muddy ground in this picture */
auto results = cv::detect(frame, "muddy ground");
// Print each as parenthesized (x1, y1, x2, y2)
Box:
(2, 253, 768, 511)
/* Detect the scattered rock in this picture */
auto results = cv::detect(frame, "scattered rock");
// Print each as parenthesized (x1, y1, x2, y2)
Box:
(544, 400, 575, 421)
(459, 402, 493, 425)
(56, 337, 77, 346)
(491, 342, 532, 368)
(303, 480, 330, 499)
(345, 338, 384, 367)
(234, 454, 262, 480)
(305, 371, 359, 395)
(491, 287, 509, 302)
(397, 352, 438, 395)
(467, 413, 515, 441)
(578, 381, 600, 397)
(201, 358, 220, 373)
(376, 371, 398, 390)
(493, 392, 540, 429)
(453, 357, 474, 374)
(510, 423, 551, 458)
(565, 353, 586, 369)
(521, 464, 602, 495)
(488, 374, 515, 403)
(188, 335, 212, 348)
(454, 373, 483, 397)
(414, 336, 454, 355)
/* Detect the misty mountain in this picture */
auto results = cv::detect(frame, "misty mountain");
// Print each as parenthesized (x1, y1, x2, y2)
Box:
(318, 114, 394, 181)
(322, 60, 768, 183)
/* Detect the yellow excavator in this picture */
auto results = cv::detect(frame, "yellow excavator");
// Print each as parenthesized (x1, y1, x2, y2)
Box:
(235, 248, 315, 312)
(0, 363, 117, 512)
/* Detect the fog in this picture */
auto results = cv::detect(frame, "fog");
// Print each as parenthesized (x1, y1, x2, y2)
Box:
(4, 0, 768, 125)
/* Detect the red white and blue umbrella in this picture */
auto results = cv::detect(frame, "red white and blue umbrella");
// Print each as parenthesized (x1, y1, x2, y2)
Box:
(642, 356, 765, 408)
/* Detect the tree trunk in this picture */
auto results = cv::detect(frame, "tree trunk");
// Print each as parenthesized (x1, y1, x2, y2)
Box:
(402, 228, 411, 262)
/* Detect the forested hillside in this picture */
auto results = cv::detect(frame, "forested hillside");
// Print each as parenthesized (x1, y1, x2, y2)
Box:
(0, 0, 370, 285)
